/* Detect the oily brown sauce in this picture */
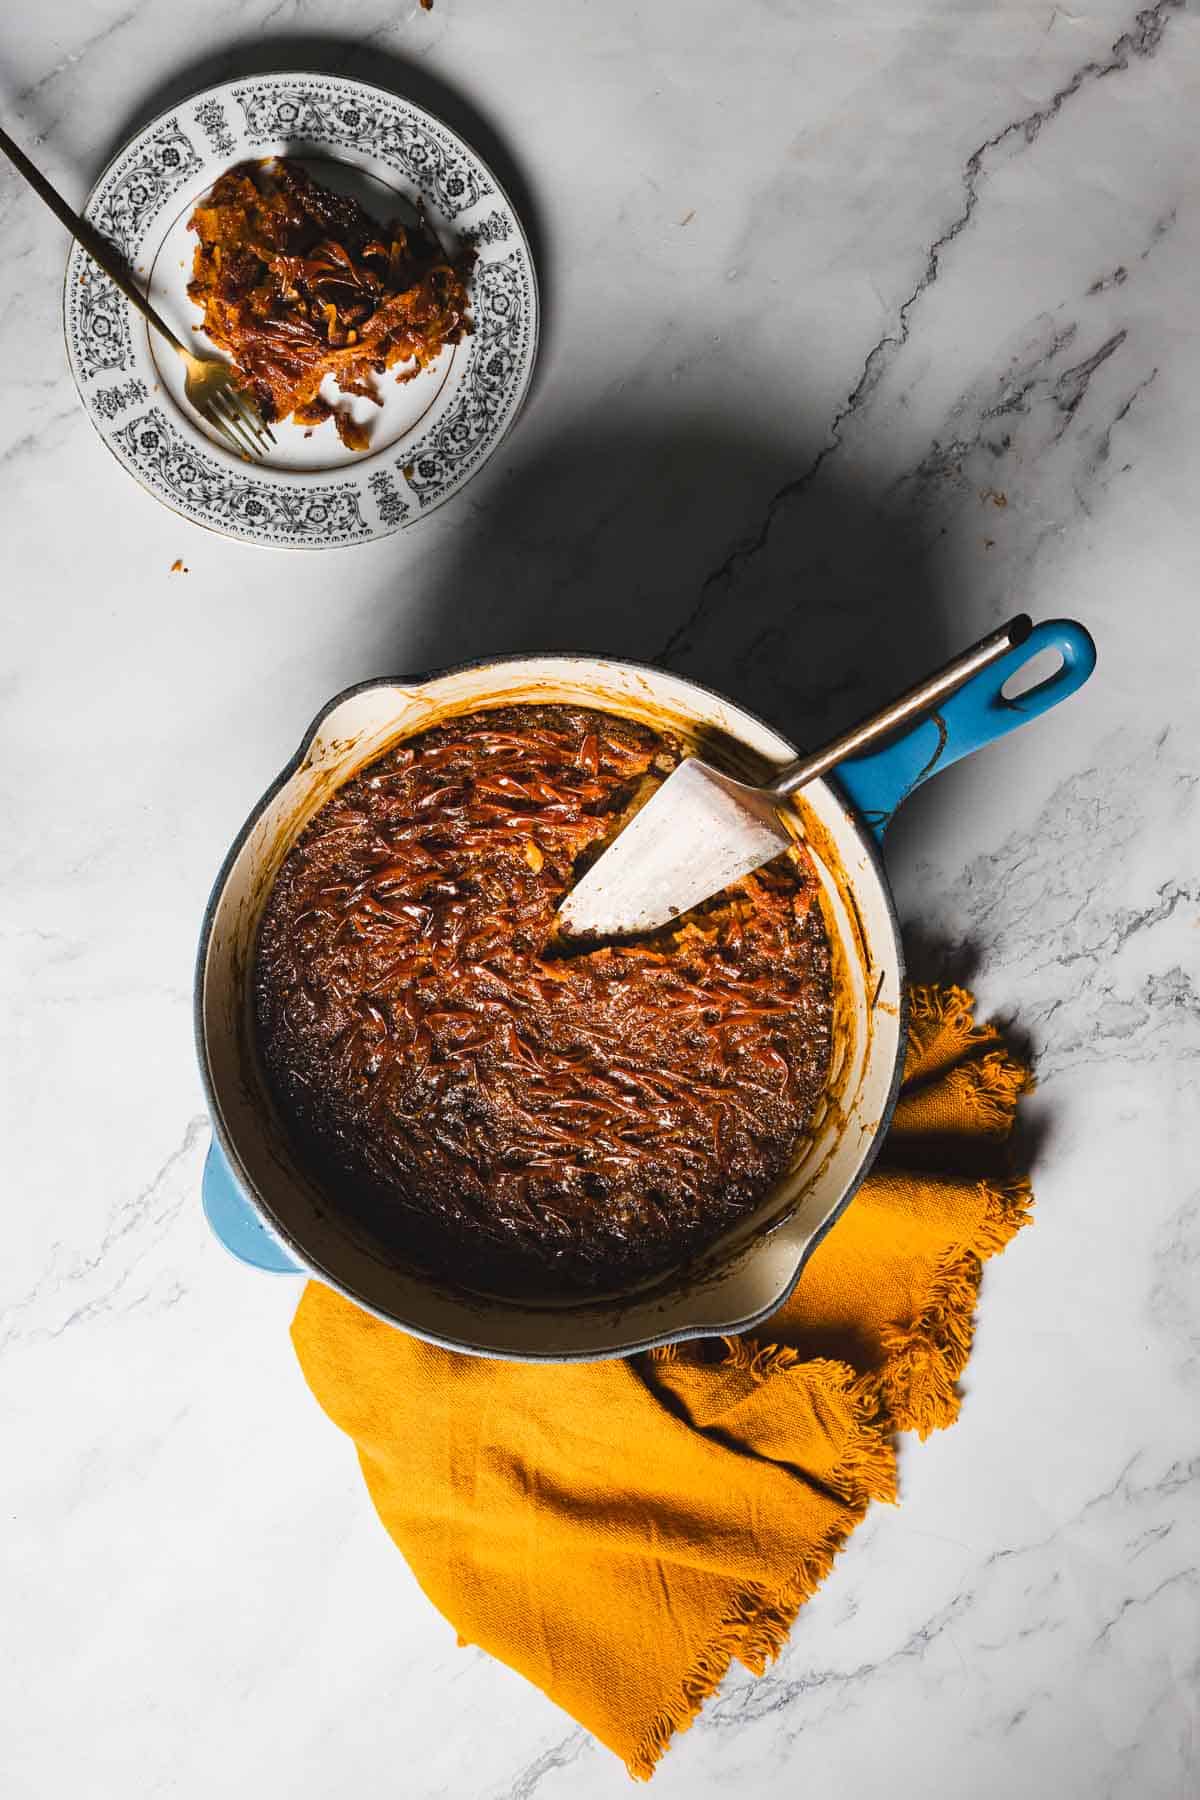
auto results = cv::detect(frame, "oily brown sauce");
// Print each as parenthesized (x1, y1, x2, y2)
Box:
(253, 705, 833, 1298)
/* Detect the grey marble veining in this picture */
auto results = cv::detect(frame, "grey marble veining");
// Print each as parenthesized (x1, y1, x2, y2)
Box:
(2, 2, 1198, 1796)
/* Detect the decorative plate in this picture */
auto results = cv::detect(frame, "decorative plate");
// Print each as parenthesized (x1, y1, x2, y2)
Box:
(63, 73, 539, 548)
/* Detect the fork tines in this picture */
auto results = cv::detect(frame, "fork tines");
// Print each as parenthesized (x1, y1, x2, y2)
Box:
(206, 382, 277, 459)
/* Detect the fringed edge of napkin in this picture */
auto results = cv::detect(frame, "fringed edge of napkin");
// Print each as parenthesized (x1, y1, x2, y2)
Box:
(906, 981, 1004, 1066)
(630, 989, 1035, 1778)
(629, 1355, 894, 1780)
(878, 1171, 1032, 1438)
(884, 993, 1035, 1437)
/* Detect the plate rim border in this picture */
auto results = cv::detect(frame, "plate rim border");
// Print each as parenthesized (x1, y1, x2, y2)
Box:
(60, 67, 541, 551)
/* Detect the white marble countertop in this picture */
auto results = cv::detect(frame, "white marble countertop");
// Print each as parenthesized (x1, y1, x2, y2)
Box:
(2, 2, 1198, 1795)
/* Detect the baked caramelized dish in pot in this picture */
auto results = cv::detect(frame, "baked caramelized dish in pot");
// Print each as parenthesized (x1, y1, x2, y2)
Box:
(253, 705, 834, 1300)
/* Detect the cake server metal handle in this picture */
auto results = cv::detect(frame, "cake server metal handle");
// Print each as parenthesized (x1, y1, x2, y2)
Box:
(765, 614, 1031, 798)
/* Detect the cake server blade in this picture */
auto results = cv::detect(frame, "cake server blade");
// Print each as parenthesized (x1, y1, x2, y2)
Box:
(556, 615, 1032, 940)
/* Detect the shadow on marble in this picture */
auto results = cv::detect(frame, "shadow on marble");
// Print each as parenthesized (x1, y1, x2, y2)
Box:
(900, 925, 983, 993)
(94, 36, 554, 401)
(372, 412, 971, 838)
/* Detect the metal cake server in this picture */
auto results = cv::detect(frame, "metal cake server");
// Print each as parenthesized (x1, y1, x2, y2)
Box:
(557, 614, 1033, 939)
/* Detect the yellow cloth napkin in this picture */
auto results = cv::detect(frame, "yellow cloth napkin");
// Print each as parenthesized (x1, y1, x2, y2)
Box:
(292, 985, 1032, 1777)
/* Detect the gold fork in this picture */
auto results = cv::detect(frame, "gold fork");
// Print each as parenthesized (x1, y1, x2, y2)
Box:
(1, 122, 276, 459)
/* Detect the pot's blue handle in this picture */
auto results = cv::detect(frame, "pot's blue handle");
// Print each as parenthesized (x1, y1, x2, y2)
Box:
(831, 619, 1096, 840)
(202, 1141, 303, 1274)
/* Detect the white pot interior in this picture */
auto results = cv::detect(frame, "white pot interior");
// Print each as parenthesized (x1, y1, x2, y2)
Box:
(199, 657, 904, 1357)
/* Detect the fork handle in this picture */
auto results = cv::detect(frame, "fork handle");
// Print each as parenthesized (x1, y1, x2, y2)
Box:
(0, 123, 188, 355)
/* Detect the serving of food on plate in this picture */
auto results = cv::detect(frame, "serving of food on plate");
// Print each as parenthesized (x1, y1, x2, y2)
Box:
(58, 73, 538, 546)
(187, 157, 474, 452)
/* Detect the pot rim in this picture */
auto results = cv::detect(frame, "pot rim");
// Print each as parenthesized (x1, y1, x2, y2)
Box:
(194, 652, 908, 1358)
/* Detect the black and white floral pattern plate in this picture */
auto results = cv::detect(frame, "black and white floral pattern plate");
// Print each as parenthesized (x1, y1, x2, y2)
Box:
(63, 75, 539, 549)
